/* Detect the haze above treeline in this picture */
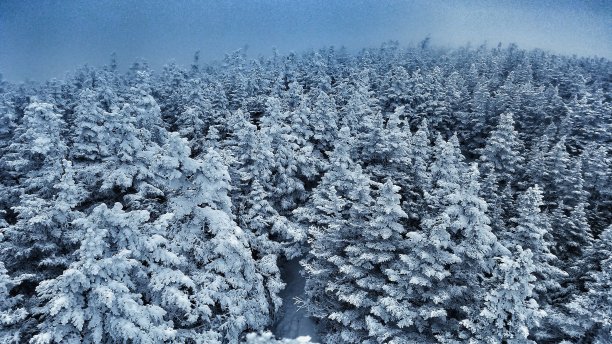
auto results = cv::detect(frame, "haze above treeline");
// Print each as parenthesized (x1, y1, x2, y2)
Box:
(0, 0, 610, 81)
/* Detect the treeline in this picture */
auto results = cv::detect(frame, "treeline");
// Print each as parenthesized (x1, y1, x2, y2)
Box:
(0, 42, 610, 343)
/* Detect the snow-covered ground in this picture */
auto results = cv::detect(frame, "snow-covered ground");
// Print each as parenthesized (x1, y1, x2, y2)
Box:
(272, 258, 321, 342)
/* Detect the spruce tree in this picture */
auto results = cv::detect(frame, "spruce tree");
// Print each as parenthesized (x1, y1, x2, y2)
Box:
(473, 247, 545, 343)
(566, 225, 612, 343)
(479, 112, 524, 189)
(32, 203, 178, 344)
(0, 261, 28, 342)
(166, 147, 274, 342)
(508, 186, 567, 303)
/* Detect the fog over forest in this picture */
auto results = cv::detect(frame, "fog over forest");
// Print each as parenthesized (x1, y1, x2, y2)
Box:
(0, 0, 610, 81)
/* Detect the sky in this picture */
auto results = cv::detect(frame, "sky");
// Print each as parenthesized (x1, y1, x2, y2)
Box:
(0, 0, 610, 81)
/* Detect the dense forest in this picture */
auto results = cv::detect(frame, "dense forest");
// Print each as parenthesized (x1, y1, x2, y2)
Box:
(0, 42, 610, 343)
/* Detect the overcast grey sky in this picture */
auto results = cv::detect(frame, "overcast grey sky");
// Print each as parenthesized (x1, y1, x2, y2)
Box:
(0, 0, 610, 81)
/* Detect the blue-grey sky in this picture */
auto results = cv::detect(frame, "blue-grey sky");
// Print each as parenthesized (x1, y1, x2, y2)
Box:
(1, 0, 610, 81)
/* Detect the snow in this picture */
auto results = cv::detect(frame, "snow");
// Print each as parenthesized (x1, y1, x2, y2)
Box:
(272, 258, 320, 342)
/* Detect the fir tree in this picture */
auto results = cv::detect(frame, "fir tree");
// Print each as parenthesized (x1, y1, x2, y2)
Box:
(166, 147, 274, 342)
(0, 261, 28, 342)
(508, 186, 567, 303)
(32, 203, 177, 344)
(71, 89, 110, 162)
(472, 246, 545, 343)
(566, 225, 612, 343)
(479, 112, 524, 188)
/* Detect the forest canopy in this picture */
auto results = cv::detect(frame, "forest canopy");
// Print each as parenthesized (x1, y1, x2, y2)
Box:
(0, 42, 610, 343)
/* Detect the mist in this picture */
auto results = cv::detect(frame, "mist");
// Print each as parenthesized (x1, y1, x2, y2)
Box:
(1, 0, 610, 81)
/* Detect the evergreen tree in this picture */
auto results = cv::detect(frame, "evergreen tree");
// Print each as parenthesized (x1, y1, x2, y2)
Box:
(71, 89, 110, 162)
(380, 66, 410, 112)
(296, 127, 381, 343)
(408, 118, 432, 219)
(566, 225, 612, 343)
(472, 247, 545, 343)
(4, 101, 67, 196)
(382, 140, 498, 342)
(0, 261, 28, 342)
(508, 186, 566, 303)
(32, 203, 178, 344)
(580, 143, 611, 235)
(479, 112, 524, 188)
(166, 147, 274, 342)
(261, 97, 318, 211)
(523, 134, 550, 190)
(1, 146, 85, 343)
(175, 78, 215, 155)
(309, 88, 339, 156)
(241, 179, 304, 258)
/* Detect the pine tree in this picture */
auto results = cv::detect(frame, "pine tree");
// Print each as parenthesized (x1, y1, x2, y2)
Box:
(339, 71, 378, 131)
(416, 67, 454, 134)
(449, 164, 499, 283)
(1, 147, 85, 343)
(2, 159, 86, 280)
(344, 179, 408, 343)
(153, 61, 188, 119)
(558, 201, 593, 269)
(241, 179, 304, 258)
(261, 97, 318, 211)
(296, 127, 386, 343)
(380, 66, 411, 112)
(0, 96, 17, 229)
(99, 104, 151, 191)
(523, 134, 550, 190)
(362, 106, 413, 184)
(427, 133, 465, 213)
(308, 167, 375, 343)
(407, 118, 431, 219)
(461, 77, 492, 150)
(382, 211, 462, 342)
(126, 85, 165, 144)
(356, 110, 386, 166)
(543, 137, 586, 209)
(226, 109, 274, 192)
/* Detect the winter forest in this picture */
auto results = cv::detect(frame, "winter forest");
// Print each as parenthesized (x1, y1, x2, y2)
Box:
(0, 42, 610, 344)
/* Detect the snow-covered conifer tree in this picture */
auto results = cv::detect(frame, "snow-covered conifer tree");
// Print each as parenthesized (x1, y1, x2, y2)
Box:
(0, 261, 28, 342)
(71, 89, 110, 162)
(32, 203, 178, 344)
(309, 88, 339, 157)
(164, 146, 275, 342)
(480, 112, 524, 188)
(472, 247, 545, 343)
(580, 143, 612, 235)
(508, 186, 566, 303)
(565, 225, 612, 343)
